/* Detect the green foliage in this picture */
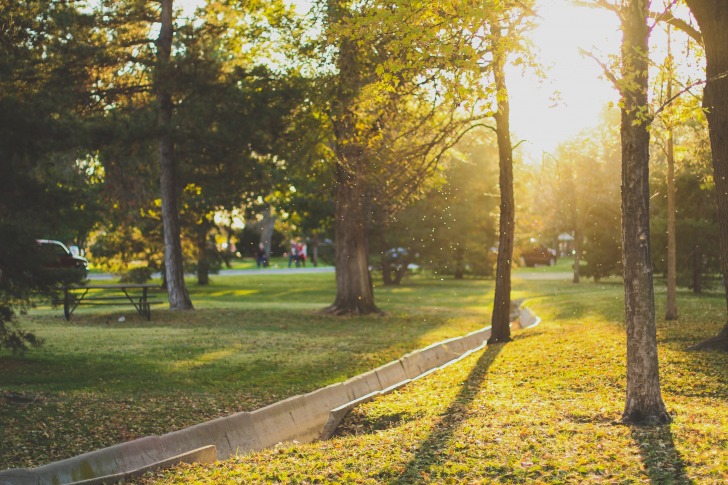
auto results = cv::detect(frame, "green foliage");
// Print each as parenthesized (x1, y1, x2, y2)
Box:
(0, 0, 100, 351)
(374, 133, 499, 279)
(580, 202, 623, 281)
(651, 170, 721, 290)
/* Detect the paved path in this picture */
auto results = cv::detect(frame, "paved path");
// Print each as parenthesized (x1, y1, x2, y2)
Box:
(87, 266, 335, 281)
(514, 271, 573, 280)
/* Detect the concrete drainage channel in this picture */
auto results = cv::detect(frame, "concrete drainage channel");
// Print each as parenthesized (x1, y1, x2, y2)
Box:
(0, 304, 541, 485)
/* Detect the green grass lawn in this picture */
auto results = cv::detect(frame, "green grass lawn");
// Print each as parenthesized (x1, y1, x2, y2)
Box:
(140, 277, 727, 485)
(0, 272, 497, 470)
(2, 271, 727, 483)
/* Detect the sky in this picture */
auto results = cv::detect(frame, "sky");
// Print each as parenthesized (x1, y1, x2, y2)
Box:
(177, 0, 624, 159)
(507, 0, 621, 159)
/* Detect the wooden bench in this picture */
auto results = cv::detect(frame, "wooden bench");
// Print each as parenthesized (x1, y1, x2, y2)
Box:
(62, 284, 162, 321)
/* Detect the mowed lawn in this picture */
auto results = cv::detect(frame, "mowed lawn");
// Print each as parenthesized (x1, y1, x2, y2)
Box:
(0, 270, 501, 470)
(140, 276, 727, 484)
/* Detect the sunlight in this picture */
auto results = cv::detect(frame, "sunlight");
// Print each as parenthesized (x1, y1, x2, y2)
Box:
(508, 0, 621, 160)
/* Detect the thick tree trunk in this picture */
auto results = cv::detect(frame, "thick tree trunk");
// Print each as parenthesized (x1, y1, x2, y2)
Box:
(196, 227, 210, 286)
(260, 206, 275, 260)
(489, 28, 515, 344)
(324, 1, 380, 315)
(619, 0, 669, 424)
(157, 0, 193, 311)
(684, 0, 728, 351)
(323, 162, 380, 315)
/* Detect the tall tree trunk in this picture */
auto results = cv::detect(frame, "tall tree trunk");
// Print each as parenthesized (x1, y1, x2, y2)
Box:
(684, 0, 728, 351)
(323, 161, 380, 315)
(157, 0, 193, 311)
(573, 227, 581, 284)
(619, 0, 669, 424)
(665, 125, 678, 319)
(324, 0, 380, 315)
(665, 30, 678, 321)
(489, 26, 515, 344)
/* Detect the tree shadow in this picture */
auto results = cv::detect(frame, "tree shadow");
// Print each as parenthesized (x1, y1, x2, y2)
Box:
(630, 424, 693, 484)
(392, 343, 505, 484)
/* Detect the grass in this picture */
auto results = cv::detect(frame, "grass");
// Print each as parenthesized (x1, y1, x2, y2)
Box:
(140, 277, 727, 484)
(0, 271, 496, 470)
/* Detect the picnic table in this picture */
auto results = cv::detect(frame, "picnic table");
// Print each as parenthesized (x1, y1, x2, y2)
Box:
(62, 283, 162, 321)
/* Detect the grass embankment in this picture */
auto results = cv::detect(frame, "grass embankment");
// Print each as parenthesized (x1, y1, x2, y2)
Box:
(0, 272, 497, 470)
(142, 279, 728, 484)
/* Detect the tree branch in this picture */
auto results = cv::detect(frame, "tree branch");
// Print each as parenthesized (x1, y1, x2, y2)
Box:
(579, 48, 619, 90)
(649, 10, 702, 45)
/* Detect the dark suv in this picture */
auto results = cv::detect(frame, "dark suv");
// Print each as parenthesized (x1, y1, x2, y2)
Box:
(520, 243, 558, 267)
(37, 239, 88, 276)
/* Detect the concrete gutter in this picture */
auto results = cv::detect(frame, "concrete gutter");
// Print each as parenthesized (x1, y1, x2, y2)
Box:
(0, 303, 540, 485)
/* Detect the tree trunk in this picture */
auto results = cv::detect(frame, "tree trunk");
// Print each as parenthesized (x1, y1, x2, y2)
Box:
(665, 32, 678, 321)
(323, 162, 381, 315)
(157, 0, 193, 311)
(619, 0, 669, 425)
(260, 205, 275, 260)
(196, 227, 210, 286)
(573, 227, 581, 284)
(311, 233, 319, 267)
(324, 1, 380, 315)
(692, 245, 702, 294)
(665, 125, 678, 319)
(684, 0, 728, 351)
(489, 26, 515, 344)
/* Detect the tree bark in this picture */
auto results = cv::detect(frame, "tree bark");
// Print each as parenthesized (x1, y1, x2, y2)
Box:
(573, 227, 581, 284)
(665, 32, 678, 321)
(323, 161, 381, 315)
(489, 26, 515, 344)
(260, 205, 275, 260)
(157, 0, 193, 310)
(323, 0, 380, 315)
(619, 0, 669, 424)
(665, 125, 678, 319)
(684, 0, 728, 351)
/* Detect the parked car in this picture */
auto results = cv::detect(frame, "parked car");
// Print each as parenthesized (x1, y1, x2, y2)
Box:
(520, 243, 558, 267)
(37, 239, 88, 276)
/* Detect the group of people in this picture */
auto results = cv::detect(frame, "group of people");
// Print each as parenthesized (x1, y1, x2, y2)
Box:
(254, 239, 308, 268)
(288, 239, 307, 268)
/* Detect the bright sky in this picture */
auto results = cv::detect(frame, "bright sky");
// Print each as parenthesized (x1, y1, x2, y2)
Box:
(508, 0, 622, 159)
(177, 0, 623, 159)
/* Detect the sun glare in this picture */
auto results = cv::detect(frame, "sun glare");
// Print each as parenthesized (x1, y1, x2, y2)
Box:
(508, 0, 622, 160)
(177, 0, 682, 162)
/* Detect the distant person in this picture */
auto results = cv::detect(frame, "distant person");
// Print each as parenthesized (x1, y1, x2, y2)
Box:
(300, 242, 307, 267)
(288, 240, 299, 268)
(256, 243, 267, 268)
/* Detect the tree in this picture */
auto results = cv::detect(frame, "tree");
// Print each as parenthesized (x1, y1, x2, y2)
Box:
(618, 0, 671, 424)
(535, 113, 622, 283)
(373, 133, 499, 281)
(683, 0, 728, 351)
(156, 0, 193, 309)
(317, 0, 494, 315)
(0, 0, 98, 350)
(488, 22, 517, 343)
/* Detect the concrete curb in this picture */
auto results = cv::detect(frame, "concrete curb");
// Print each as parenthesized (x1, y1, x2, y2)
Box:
(0, 302, 541, 485)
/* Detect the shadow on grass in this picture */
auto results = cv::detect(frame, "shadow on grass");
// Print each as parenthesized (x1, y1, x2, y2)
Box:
(631, 425, 693, 484)
(391, 343, 504, 484)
